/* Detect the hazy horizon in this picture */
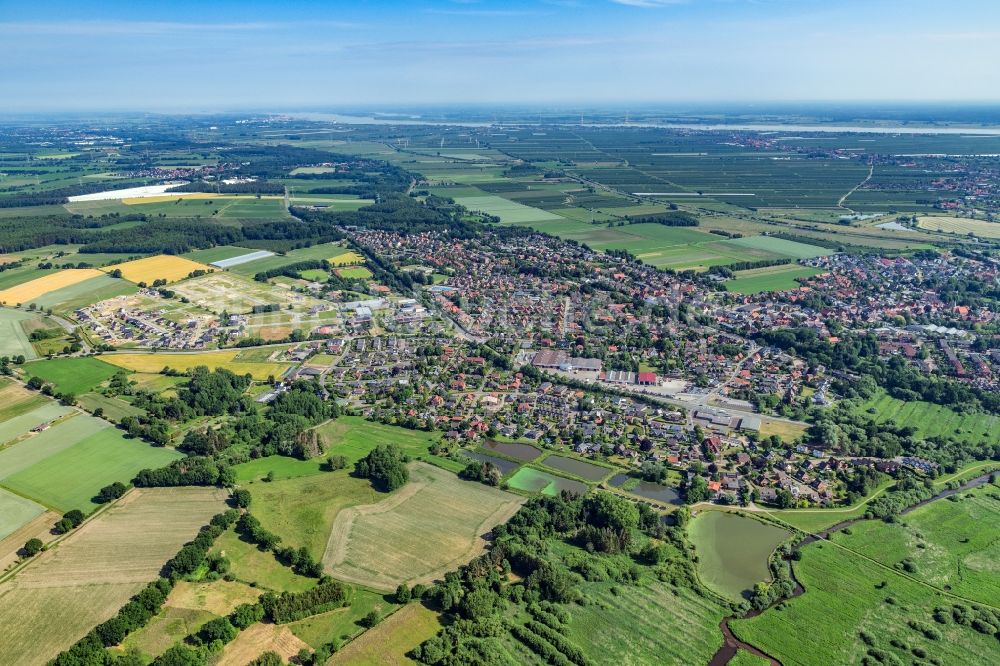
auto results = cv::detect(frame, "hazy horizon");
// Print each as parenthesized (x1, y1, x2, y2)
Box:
(6, 0, 1000, 113)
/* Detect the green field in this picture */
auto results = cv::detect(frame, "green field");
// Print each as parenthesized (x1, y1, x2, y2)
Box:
(0, 308, 41, 360)
(229, 243, 351, 276)
(211, 528, 315, 593)
(0, 413, 108, 479)
(0, 487, 46, 541)
(731, 536, 1000, 666)
(289, 586, 399, 649)
(0, 402, 73, 444)
(1, 427, 181, 511)
(854, 391, 999, 445)
(721, 235, 834, 259)
(565, 580, 726, 666)
(180, 245, 257, 264)
(313, 416, 463, 472)
(726, 265, 822, 294)
(23, 356, 120, 395)
(337, 266, 373, 279)
(454, 194, 564, 223)
(831, 482, 1000, 606)
(25, 274, 137, 312)
(245, 468, 384, 560)
(688, 511, 791, 601)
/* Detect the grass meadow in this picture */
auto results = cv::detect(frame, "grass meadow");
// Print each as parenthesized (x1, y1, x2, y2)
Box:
(24, 356, 120, 395)
(830, 482, 1000, 606)
(564, 580, 726, 666)
(854, 391, 999, 446)
(0, 308, 41, 359)
(731, 536, 1000, 666)
(1, 426, 182, 511)
(725, 264, 823, 294)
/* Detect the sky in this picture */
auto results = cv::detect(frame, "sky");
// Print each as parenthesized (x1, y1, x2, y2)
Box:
(3, 0, 1000, 112)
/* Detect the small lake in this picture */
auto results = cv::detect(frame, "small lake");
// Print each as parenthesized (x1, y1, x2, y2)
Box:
(508, 467, 588, 496)
(483, 440, 542, 462)
(608, 473, 682, 505)
(542, 455, 611, 481)
(689, 511, 791, 601)
(462, 451, 520, 476)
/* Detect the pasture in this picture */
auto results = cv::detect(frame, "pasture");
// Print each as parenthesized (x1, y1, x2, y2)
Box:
(688, 511, 791, 601)
(103, 255, 210, 284)
(0, 308, 40, 359)
(329, 603, 442, 665)
(1, 426, 182, 511)
(322, 462, 523, 591)
(565, 580, 726, 666)
(100, 350, 291, 381)
(855, 391, 999, 445)
(726, 264, 823, 294)
(730, 536, 1000, 666)
(833, 482, 1000, 606)
(23, 356, 119, 395)
(0, 487, 226, 666)
(0, 268, 104, 305)
(917, 215, 1000, 239)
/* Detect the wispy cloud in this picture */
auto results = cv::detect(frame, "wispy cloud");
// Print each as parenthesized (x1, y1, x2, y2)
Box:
(0, 20, 360, 36)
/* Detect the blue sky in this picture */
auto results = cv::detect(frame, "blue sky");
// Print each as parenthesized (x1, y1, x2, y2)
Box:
(3, 0, 999, 111)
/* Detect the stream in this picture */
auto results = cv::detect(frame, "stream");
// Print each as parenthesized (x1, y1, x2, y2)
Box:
(707, 470, 996, 666)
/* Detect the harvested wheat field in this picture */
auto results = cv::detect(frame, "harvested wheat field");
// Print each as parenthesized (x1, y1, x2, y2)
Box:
(216, 622, 310, 666)
(102, 255, 210, 284)
(0, 487, 227, 666)
(0, 269, 104, 304)
(329, 251, 366, 266)
(322, 462, 523, 591)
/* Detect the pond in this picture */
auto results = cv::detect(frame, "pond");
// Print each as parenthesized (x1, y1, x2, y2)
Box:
(688, 511, 791, 601)
(507, 467, 588, 496)
(462, 451, 520, 476)
(482, 440, 542, 462)
(608, 473, 682, 505)
(541, 455, 611, 481)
